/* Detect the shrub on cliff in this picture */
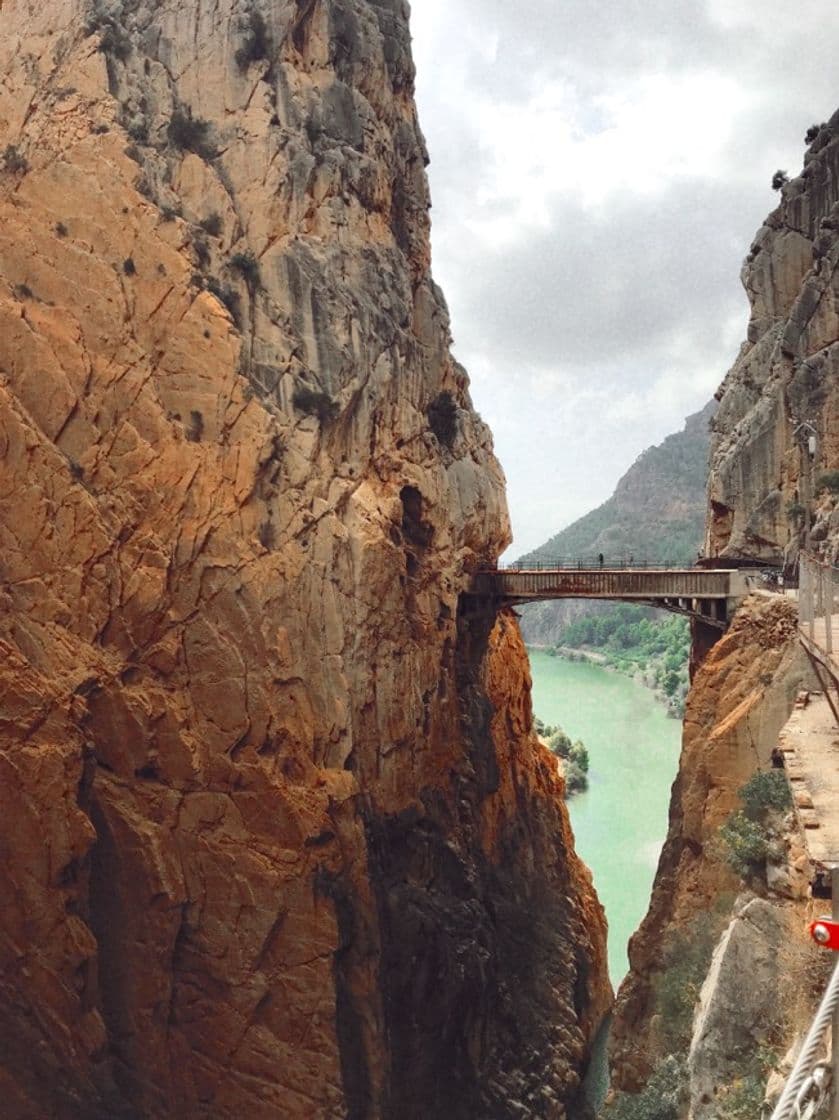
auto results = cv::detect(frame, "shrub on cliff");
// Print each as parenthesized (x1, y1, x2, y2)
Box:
(545, 727, 590, 796)
(229, 251, 260, 288)
(654, 914, 721, 1051)
(771, 169, 789, 191)
(168, 108, 217, 160)
(738, 770, 791, 821)
(718, 771, 791, 881)
(719, 812, 768, 879)
(235, 10, 271, 70)
(292, 386, 338, 422)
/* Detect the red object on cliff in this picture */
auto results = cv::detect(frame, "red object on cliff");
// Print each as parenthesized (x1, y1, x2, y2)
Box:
(809, 918, 839, 949)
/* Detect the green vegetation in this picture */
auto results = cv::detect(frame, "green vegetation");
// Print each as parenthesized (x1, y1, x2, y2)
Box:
(718, 771, 792, 881)
(87, 12, 132, 62)
(535, 718, 589, 796)
(653, 912, 725, 1051)
(739, 770, 792, 820)
(714, 1045, 778, 1119)
(292, 385, 339, 422)
(230, 251, 260, 288)
(236, 10, 271, 70)
(601, 1056, 687, 1120)
(772, 169, 789, 190)
(199, 213, 223, 236)
(168, 108, 217, 160)
(557, 604, 691, 715)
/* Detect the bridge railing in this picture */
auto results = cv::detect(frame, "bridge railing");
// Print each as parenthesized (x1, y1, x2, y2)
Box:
(800, 553, 839, 656)
(491, 556, 674, 572)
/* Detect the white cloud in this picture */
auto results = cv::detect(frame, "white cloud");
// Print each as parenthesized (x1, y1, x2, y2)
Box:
(411, 1, 839, 555)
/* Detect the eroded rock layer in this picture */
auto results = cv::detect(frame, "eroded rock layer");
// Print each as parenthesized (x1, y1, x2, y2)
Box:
(0, 2, 609, 1117)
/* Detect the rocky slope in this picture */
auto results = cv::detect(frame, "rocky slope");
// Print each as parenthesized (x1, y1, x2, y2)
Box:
(518, 403, 713, 648)
(707, 118, 839, 568)
(0, 2, 609, 1117)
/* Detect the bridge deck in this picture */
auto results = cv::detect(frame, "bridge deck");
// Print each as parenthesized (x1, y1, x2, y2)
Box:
(474, 566, 736, 601)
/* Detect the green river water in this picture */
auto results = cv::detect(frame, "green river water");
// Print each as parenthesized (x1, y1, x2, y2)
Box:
(528, 650, 683, 986)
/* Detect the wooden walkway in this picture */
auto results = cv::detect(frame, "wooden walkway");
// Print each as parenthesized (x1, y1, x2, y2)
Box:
(778, 692, 839, 868)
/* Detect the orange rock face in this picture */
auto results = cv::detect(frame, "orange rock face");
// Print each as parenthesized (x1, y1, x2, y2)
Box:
(609, 595, 810, 1091)
(0, 2, 609, 1116)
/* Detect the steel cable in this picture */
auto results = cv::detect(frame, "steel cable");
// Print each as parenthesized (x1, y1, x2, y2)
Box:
(771, 959, 839, 1120)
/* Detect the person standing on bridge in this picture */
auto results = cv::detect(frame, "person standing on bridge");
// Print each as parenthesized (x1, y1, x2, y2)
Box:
(598, 552, 604, 568)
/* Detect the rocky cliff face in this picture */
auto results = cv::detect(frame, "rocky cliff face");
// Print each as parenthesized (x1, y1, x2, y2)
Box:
(0, 2, 609, 1117)
(609, 595, 815, 1108)
(707, 119, 839, 566)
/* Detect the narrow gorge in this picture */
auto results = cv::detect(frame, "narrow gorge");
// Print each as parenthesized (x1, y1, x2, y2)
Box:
(4, 3, 839, 1119)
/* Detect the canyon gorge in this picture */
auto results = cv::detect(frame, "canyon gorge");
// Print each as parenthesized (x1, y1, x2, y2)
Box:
(3, 1, 839, 1119)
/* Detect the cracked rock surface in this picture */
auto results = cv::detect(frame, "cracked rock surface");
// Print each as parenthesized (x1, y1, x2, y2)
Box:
(0, 2, 610, 1116)
(707, 116, 839, 565)
(608, 595, 810, 1092)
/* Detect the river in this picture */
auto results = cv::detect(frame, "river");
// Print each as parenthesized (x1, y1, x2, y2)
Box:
(528, 650, 682, 986)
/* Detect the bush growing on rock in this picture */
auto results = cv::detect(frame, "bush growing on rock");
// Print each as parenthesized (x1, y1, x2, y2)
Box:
(771, 169, 789, 190)
(168, 108, 217, 160)
(738, 770, 792, 821)
(719, 770, 791, 881)
(545, 727, 589, 796)
(654, 914, 722, 1051)
(292, 386, 338, 422)
(199, 213, 223, 236)
(719, 812, 767, 879)
(235, 10, 271, 70)
(229, 251, 260, 288)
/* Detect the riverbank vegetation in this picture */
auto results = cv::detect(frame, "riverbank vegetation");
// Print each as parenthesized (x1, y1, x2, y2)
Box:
(540, 604, 691, 716)
(535, 717, 590, 795)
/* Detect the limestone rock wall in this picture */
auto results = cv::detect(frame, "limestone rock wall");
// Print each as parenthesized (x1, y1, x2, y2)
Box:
(609, 595, 812, 1093)
(0, 2, 609, 1117)
(707, 118, 839, 566)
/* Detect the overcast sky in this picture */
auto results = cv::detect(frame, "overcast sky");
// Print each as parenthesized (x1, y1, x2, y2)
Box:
(410, 1, 839, 556)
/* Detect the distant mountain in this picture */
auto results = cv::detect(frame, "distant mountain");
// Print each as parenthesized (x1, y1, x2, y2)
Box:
(517, 402, 715, 646)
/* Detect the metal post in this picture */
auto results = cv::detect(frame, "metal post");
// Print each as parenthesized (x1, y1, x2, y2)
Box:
(833, 866, 839, 1120)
